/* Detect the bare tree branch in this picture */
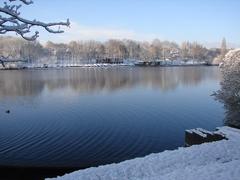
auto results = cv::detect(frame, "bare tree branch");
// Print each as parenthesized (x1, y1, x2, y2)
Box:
(0, 0, 70, 41)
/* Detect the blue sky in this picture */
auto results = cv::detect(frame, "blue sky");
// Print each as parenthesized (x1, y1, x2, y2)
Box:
(19, 0, 240, 47)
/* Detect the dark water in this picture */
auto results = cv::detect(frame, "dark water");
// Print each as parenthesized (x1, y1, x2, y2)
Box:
(0, 67, 224, 179)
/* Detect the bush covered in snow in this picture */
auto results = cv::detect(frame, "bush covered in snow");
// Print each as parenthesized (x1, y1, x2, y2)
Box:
(215, 49, 240, 128)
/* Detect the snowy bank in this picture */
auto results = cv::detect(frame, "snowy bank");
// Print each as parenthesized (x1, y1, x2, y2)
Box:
(48, 126, 240, 180)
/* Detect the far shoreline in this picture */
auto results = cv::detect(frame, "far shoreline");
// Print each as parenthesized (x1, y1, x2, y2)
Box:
(0, 63, 219, 71)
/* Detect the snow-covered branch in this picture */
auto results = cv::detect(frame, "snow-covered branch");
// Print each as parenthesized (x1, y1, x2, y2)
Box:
(9, 0, 33, 5)
(0, 0, 70, 41)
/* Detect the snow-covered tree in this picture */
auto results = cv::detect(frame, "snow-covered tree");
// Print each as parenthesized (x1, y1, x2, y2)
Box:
(124, 40, 141, 60)
(214, 49, 240, 128)
(221, 38, 227, 58)
(0, 0, 70, 67)
(212, 38, 228, 65)
(181, 41, 191, 60)
(105, 39, 128, 61)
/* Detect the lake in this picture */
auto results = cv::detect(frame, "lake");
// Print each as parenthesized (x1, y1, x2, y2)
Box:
(0, 66, 224, 179)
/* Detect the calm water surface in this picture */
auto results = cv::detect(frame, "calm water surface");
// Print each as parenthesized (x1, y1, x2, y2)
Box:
(0, 67, 224, 178)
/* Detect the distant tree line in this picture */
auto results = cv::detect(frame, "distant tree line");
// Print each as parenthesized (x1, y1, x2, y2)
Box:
(0, 36, 225, 65)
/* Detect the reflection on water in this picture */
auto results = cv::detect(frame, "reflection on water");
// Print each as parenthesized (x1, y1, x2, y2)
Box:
(0, 67, 224, 179)
(0, 67, 220, 98)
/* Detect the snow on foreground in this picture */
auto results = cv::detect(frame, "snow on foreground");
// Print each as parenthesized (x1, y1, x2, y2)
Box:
(47, 127, 240, 180)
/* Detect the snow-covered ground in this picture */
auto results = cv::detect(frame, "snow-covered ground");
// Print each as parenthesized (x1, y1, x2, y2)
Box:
(48, 126, 240, 180)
